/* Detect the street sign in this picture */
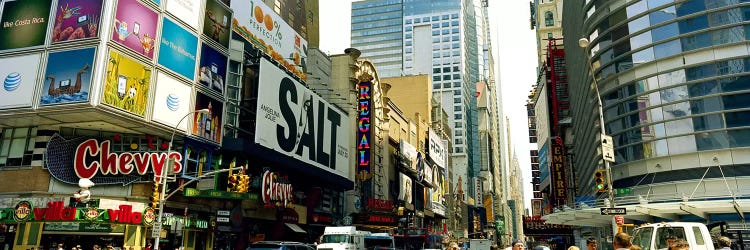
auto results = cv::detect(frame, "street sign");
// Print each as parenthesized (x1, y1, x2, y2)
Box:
(151, 225, 161, 238)
(217, 217, 229, 222)
(601, 207, 627, 215)
(217, 210, 230, 216)
(601, 135, 615, 163)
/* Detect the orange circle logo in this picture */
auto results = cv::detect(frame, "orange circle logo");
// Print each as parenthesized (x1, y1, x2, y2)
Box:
(264, 15, 273, 31)
(254, 6, 264, 23)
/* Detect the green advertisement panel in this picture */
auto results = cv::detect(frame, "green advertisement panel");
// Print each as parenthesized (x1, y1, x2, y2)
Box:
(0, 0, 53, 51)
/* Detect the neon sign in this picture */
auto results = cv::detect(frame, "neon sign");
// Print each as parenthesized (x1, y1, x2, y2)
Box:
(261, 170, 294, 207)
(73, 139, 183, 182)
(357, 81, 371, 179)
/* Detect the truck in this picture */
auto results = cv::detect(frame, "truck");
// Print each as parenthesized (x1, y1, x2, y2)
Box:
(364, 233, 396, 250)
(468, 239, 491, 250)
(317, 226, 369, 250)
(631, 222, 750, 250)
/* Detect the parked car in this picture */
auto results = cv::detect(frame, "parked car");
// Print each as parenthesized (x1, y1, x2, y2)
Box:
(247, 241, 315, 250)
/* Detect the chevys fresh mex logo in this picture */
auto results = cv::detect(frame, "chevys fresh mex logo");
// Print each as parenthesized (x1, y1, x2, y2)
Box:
(142, 207, 156, 225)
(74, 139, 183, 182)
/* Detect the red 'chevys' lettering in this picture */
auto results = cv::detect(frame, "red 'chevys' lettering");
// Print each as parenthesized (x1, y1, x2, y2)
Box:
(74, 139, 183, 182)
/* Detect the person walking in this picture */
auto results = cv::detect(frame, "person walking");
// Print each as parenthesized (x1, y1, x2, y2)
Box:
(614, 232, 632, 250)
(586, 238, 598, 250)
(718, 237, 731, 250)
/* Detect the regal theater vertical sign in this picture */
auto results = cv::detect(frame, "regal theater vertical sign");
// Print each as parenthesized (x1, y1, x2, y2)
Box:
(357, 81, 372, 179)
(551, 142, 567, 207)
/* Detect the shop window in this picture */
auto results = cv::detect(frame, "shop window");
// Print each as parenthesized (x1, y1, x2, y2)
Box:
(0, 127, 36, 167)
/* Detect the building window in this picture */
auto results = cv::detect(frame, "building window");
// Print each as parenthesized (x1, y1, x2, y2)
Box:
(545, 11, 554, 26)
(0, 127, 36, 167)
(455, 114, 462, 120)
(548, 33, 553, 39)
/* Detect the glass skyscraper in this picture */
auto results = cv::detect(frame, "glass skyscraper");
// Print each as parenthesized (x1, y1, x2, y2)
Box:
(556, 0, 750, 224)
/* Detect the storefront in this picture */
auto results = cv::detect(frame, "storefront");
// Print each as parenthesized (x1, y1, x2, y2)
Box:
(0, 200, 150, 250)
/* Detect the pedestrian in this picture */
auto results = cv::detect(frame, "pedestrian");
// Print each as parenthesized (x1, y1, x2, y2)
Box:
(57, 244, 64, 250)
(512, 240, 526, 250)
(145, 243, 152, 250)
(614, 232, 632, 250)
(669, 240, 689, 250)
(568, 246, 580, 250)
(718, 237, 731, 250)
(533, 245, 551, 250)
(448, 242, 460, 250)
(586, 238, 598, 250)
(631, 245, 642, 250)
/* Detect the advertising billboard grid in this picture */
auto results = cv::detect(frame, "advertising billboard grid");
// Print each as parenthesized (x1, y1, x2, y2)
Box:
(0, 0, 54, 52)
(41, 47, 97, 106)
(51, 0, 103, 44)
(157, 17, 198, 81)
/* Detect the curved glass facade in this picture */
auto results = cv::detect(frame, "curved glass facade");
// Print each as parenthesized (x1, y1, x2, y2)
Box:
(580, 0, 750, 165)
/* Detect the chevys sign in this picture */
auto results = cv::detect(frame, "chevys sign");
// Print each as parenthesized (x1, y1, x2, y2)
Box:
(75, 139, 182, 182)
(261, 170, 293, 206)
(255, 59, 350, 178)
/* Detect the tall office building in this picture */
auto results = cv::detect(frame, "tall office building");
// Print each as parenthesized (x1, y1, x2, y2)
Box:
(351, 0, 404, 78)
(352, 0, 484, 205)
(546, 0, 750, 226)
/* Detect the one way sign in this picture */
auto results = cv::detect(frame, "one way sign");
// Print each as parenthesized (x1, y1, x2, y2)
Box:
(601, 134, 615, 163)
(600, 207, 627, 215)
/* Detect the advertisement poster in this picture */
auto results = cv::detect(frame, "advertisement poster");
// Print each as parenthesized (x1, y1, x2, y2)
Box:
(203, 0, 231, 48)
(231, 0, 307, 80)
(153, 72, 191, 131)
(255, 59, 350, 178)
(198, 43, 227, 94)
(399, 173, 412, 204)
(112, 0, 158, 59)
(103, 50, 152, 116)
(192, 92, 223, 143)
(0, 54, 42, 108)
(0, 0, 53, 51)
(51, 0, 103, 43)
(41, 47, 96, 105)
(158, 18, 198, 81)
(166, 0, 200, 30)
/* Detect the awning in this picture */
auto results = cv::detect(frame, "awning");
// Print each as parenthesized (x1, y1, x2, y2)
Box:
(285, 223, 306, 234)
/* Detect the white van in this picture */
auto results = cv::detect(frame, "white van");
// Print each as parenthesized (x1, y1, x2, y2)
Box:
(317, 226, 369, 250)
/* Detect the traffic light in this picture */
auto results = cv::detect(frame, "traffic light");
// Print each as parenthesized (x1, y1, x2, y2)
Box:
(150, 182, 160, 208)
(236, 174, 249, 193)
(594, 170, 608, 192)
(228, 174, 238, 192)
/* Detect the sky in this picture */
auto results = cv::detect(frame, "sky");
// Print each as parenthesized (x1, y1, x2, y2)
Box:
(319, 0, 539, 210)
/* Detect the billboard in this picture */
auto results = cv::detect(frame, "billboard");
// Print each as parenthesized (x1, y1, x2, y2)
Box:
(231, 0, 307, 80)
(427, 128, 447, 169)
(0, 54, 42, 108)
(399, 173, 412, 204)
(158, 18, 198, 80)
(153, 72, 192, 131)
(202, 0, 231, 48)
(112, 0, 158, 59)
(51, 0, 103, 43)
(166, 0, 200, 30)
(102, 50, 152, 116)
(0, 0, 53, 51)
(255, 58, 349, 178)
(192, 92, 223, 143)
(198, 43, 227, 94)
(41, 47, 96, 105)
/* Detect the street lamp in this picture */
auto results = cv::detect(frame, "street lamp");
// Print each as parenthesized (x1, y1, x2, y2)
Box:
(577, 38, 615, 210)
(153, 108, 210, 250)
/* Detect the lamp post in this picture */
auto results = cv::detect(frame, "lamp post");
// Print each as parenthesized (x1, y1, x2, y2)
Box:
(153, 108, 210, 250)
(578, 38, 617, 233)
